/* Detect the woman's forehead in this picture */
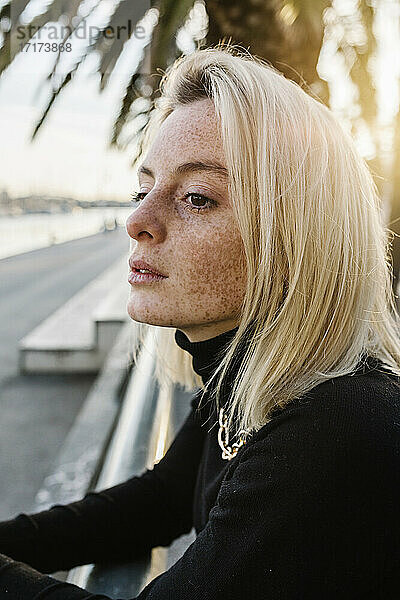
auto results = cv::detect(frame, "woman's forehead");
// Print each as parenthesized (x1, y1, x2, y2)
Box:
(143, 104, 227, 177)
(162, 103, 219, 139)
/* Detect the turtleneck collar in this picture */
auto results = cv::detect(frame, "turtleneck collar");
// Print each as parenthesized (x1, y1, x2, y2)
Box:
(174, 326, 386, 392)
(174, 327, 239, 385)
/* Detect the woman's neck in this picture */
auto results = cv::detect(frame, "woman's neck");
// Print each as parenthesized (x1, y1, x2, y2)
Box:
(177, 319, 240, 343)
(174, 326, 239, 386)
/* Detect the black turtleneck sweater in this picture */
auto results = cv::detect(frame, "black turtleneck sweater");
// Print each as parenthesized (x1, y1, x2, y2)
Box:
(0, 327, 400, 598)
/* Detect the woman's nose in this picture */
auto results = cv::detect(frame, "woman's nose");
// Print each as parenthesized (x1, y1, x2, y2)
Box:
(126, 201, 167, 244)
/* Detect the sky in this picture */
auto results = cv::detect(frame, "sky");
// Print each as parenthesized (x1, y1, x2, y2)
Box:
(0, 0, 157, 201)
(0, 0, 399, 202)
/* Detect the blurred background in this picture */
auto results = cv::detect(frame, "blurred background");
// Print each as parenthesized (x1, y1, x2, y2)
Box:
(0, 0, 399, 537)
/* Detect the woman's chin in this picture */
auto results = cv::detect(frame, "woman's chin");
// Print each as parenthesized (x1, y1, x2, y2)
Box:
(126, 301, 170, 328)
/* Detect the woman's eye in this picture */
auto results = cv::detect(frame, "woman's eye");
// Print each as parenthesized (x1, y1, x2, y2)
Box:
(183, 192, 216, 213)
(130, 191, 147, 203)
(129, 191, 216, 213)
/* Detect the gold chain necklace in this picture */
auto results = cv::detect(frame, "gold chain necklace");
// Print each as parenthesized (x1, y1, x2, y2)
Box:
(218, 407, 251, 461)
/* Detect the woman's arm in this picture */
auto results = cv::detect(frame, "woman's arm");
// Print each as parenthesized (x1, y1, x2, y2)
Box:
(0, 392, 399, 599)
(0, 394, 206, 574)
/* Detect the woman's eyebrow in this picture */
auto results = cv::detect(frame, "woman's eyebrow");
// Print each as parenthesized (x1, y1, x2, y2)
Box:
(138, 161, 229, 179)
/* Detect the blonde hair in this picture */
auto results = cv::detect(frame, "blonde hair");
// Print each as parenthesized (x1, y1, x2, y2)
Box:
(130, 44, 400, 439)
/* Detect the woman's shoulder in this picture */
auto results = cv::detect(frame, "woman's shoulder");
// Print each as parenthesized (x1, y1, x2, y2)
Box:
(242, 361, 400, 466)
(210, 362, 400, 599)
(304, 356, 400, 418)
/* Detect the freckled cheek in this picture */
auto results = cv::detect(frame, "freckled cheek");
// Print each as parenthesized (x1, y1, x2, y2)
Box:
(178, 232, 246, 299)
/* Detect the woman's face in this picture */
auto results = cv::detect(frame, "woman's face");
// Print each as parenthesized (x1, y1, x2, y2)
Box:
(126, 98, 246, 342)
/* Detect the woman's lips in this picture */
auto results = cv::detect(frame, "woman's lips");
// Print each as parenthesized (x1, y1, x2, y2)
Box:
(128, 269, 168, 284)
(128, 258, 168, 278)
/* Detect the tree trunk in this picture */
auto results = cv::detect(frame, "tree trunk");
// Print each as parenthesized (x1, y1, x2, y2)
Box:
(205, 0, 329, 102)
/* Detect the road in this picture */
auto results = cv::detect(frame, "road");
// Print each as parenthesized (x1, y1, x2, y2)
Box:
(0, 227, 130, 520)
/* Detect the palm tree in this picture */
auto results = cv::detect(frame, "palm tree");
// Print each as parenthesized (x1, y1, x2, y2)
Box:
(206, 0, 330, 100)
(0, 0, 329, 161)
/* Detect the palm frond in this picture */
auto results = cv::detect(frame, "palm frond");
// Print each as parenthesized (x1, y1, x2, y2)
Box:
(111, 0, 197, 165)
(0, 0, 82, 77)
(29, 1, 152, 140)
(7, 0, 30, 22)
(110, 70, 143, 145)
(22, 0, 195, 147)
(0, 2, 10, 75)
(95, 0, 154, 90)
(30, 71, 72, 140)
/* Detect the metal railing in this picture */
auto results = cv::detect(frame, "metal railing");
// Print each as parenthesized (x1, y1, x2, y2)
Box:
(65, 328, 196, 598)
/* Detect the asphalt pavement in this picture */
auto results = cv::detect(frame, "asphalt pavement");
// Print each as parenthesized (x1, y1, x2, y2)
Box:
(0, 227, 130, 520)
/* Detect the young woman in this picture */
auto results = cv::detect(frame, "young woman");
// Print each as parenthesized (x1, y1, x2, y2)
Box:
(1, 45, 400, 599)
